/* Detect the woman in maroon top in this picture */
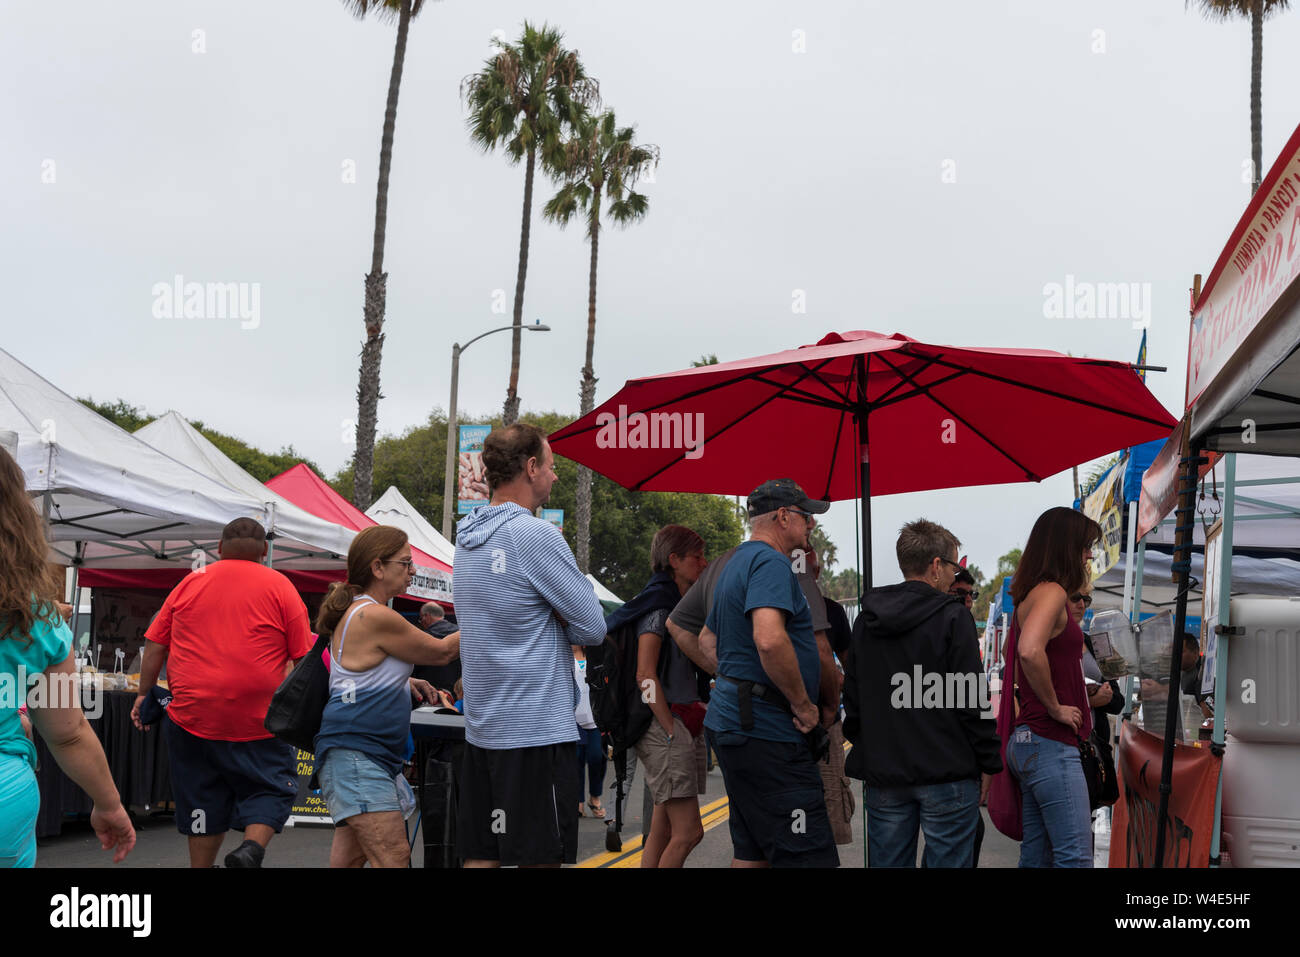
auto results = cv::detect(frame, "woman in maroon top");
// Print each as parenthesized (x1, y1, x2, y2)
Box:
(1004, 507, 1102, 867)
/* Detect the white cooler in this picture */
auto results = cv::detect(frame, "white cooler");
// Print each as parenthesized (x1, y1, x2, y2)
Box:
(1219, 597, 1300, 867)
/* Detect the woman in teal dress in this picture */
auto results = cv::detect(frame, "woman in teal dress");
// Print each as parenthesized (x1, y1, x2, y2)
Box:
(0, 447, 135, 867)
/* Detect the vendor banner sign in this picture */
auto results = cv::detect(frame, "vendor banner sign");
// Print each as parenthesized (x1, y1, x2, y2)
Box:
(1186, 122, 1300, 408)
(1083, 463, 1124, 579)
(1108, 723, 1221, 868)
(456, 425, 491, 515)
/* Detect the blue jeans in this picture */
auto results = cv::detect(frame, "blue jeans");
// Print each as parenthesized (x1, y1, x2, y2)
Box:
(864, 778, 980, 868)
(576, 726, 606, 801)
(1005, 725, 1092, 868)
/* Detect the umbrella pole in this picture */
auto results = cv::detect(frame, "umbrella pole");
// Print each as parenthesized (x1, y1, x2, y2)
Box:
(1154, 433, 1205, 866)
(857, 412, 872, 591)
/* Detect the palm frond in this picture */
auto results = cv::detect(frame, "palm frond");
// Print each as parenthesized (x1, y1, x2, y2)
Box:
(1187, 0, 1291, 21)
(339, 0, 432, 23)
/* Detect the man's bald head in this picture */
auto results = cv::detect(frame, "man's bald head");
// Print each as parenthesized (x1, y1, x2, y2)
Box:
(419, 602, 444, 627)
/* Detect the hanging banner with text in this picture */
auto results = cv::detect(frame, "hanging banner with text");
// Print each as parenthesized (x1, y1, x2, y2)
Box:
(457, 425, 492, 515)
(287, 748, 332, 826)
(1083, 463, 1124, 579)
(1186, 121, 1300, 408)
(1108, 723, 1221, 868)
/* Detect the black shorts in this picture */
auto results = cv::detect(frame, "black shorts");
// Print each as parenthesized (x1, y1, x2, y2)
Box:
(163, 713, 297, 836)
(457, 742, 578, 866)
(707, 729, 839, 868)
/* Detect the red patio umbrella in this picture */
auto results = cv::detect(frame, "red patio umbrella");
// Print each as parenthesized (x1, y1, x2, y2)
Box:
(549, 331, 1177, 587)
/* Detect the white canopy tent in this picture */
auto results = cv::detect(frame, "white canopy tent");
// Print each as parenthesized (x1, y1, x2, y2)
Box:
(1, 349, 273, 569)
(365, 485, 455, 567)
(1093, 549, 1300, 615)
(585, 574, 623, 606)
(136, 411, 354, 568)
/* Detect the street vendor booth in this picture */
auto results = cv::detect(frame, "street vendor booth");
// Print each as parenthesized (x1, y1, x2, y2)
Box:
(0, 349, 324, 836)
(1113, 118, 1300, 868)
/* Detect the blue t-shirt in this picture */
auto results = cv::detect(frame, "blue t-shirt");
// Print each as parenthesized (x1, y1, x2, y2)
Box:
(703, 540, 817, 743)
(0, 604, 74, 770)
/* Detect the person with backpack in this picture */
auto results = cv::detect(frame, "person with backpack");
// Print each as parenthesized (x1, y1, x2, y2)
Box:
(584, 525, 710, 864)
(630, 525, 710, 867)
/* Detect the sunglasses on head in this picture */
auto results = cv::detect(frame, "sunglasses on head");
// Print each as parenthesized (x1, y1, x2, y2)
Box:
(1068, 593, 1093, 606)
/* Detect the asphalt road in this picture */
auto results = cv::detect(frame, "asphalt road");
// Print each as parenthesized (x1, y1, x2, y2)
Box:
(35, 753, 1113, 868)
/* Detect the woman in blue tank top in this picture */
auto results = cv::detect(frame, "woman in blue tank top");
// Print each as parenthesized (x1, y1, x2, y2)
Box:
(313, 526, 459, 868)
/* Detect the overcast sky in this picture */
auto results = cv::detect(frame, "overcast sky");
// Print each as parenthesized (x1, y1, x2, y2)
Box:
(5, 0, 1300, 584)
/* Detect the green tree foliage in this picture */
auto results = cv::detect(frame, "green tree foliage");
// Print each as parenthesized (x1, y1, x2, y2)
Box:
(78, 397, 319, 482)
(976, 546, 1022, 612)
(80, 397, 154, 433)
(331, 410, 744, 599)
(809, 525, 837, 573)
(691, 354, 719, 367)
(821, 567, 861, 603)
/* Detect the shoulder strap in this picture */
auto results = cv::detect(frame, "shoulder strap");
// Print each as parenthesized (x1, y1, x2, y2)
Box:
(336, 595, 378, 659)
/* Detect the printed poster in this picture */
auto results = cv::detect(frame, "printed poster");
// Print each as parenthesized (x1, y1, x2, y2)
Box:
(457, 425, 492, 514)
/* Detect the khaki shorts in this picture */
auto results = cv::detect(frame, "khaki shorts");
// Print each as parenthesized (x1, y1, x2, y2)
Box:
(635, 716, 707, 804)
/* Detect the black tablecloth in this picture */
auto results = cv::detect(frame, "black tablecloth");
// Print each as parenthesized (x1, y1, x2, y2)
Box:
(34, 690, 171, 838)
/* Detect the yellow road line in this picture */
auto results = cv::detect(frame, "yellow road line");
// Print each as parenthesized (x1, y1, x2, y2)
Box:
(609, 801, 731, 868)
(576, 795, 730, 868)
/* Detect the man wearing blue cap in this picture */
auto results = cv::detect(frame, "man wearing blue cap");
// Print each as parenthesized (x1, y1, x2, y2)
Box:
(700, 479, 839, 868)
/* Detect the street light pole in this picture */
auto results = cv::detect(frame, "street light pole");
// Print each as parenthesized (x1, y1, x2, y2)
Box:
(441, 343, 461, 540)
(441, 321, 551, 540)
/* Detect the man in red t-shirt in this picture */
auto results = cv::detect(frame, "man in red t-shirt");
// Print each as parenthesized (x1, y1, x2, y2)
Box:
(131, 518, 313, 868)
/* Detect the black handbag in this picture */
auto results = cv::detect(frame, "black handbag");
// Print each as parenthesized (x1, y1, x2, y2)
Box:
(264, 631, 331, 753)
(1091, 730, 1120, 807)
(1077, 734, 1110, 811)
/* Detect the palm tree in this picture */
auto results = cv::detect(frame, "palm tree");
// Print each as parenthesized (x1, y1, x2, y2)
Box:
(543, 110, 657, 571)
(461, 22, 599, 426)
(1190, 0, 1292, 195)
(345, 0, 430, 509)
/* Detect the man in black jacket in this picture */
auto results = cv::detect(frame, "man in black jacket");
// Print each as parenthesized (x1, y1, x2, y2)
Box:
(843, 519, 1002, 867)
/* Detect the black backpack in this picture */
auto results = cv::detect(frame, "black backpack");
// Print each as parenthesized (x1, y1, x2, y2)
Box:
(585, 618, 663, 759)
(584, 618, 671, 843)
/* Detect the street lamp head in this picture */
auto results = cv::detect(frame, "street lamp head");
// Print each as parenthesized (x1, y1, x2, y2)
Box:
(528, 322, 551, 332)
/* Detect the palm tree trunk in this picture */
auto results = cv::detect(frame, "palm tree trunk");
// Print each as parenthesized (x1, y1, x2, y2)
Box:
(1250, 0, 1263, 196)
(503, 145, 537, 426)
(575, 190, 602, 573)
(354, 0, 412, 509)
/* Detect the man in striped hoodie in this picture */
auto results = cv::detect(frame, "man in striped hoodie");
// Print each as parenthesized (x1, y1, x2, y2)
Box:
(452, 424, 607, 867)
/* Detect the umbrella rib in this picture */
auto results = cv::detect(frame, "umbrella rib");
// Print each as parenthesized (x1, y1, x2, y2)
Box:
(874, 351, 1044, 481)
(782, 362, 856, 407)
(820, 407, 849, 501)
(871, 368, 970, 411)
(628, 362, 832, 490)
(911, 350, 1174, 429)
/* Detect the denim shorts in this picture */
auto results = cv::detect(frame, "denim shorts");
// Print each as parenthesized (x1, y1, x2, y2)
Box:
(318, 747, 401, 822)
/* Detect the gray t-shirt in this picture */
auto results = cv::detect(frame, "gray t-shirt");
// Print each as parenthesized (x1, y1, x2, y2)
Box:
(635, 608, 698, 704)
(667, 545, 829, 636)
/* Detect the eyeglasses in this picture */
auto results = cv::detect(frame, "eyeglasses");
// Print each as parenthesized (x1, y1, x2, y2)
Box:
(1068, 593, 1093, 606)
(785, 506, 816, 526)
(938, 556, 964, 571)
(383, 559, 416, 572)
(951, 588, 974, 601)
